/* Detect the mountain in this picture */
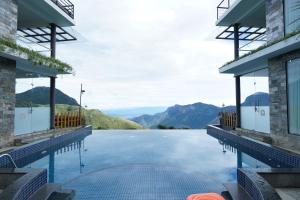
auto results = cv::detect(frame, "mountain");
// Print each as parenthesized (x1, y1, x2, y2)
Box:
(56, 105, 143, 130)
(132, 92, 269, 129)
(103, 107, 167, 119)
(16, 87, 143, 130)
(132, 103, 226, 129)
(242, 92, 269, 106)
(16, 87, 78, 107)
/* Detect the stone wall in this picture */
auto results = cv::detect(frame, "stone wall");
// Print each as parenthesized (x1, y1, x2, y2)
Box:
(266, 0, 285, 43)
(0, 0, 18, 146)
(0, 0, 17, 40)
(268, 57, 288, 137)
(0, 58, 16, 146)
(269, 50, 300, 150)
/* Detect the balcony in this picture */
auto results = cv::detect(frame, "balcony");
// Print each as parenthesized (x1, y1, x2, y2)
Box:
(51, 0, 74, 19)
(216, 0, 266, 28)
(219, 33, 300, 75)
(18, 0, 75, 29)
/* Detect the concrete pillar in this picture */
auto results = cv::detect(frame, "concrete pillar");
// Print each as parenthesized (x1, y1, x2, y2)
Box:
(0, 0, 18, 146)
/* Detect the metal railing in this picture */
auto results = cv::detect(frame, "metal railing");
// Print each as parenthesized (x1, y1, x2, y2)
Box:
(55, 112, 85, 129)
(51, 0, 74, 19)
(217, 0, 230, 19)
(219, 112, 236, 130)
(0, 154, 18, 168)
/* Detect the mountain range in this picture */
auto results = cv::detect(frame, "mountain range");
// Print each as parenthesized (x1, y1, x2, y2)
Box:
(132, 92, 269, 129)
(103, 107, 167, 119)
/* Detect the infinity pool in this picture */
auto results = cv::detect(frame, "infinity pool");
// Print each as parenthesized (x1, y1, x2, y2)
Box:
(25, 130, 272, 199)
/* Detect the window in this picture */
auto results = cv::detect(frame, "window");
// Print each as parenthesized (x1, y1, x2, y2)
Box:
(287, 58, 300, 135)
(285, 0, 300, 34)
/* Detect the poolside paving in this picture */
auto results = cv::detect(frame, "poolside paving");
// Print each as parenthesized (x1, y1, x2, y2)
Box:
(64, 164, 225, 200)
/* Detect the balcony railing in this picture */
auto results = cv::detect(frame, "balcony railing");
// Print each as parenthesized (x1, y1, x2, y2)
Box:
(55, 112, 85, 129)
(51, 0, 74, 19)
(217, 0, 230, 19)
(219, 112, 236, 130)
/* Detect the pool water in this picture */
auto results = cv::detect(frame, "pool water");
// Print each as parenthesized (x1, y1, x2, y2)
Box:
(25, 130, 271, 199)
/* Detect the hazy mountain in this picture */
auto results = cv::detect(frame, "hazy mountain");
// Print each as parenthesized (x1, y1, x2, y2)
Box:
(103, 107, 167, 119)
(132, 92, 269, 129)
(16, 87, 79, 107)
(132, 103, 229, 129)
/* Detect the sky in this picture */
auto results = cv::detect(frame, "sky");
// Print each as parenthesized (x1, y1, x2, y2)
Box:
(17, 0, 257, 109)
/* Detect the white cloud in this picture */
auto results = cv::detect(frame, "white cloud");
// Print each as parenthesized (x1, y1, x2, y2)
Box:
(17, 0, 238, 109)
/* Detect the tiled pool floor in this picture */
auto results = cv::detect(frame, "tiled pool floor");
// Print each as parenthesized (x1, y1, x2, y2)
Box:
(65, 164, 225, 200)
(26, 130, 276, 200)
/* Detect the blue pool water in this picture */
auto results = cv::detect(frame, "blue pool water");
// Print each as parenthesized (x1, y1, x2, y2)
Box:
(25, 130, 272, 199)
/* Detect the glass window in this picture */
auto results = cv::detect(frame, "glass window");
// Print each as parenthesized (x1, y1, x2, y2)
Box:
(288, 58, 300, 135)
(240, 69, 270, 134)
(285, 0, 300, 34)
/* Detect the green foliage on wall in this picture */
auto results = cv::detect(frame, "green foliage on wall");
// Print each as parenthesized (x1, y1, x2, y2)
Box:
(222, 28, 300, 67)
(0, 38, 73, 73)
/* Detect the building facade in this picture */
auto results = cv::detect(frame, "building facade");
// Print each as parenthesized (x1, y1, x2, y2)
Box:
(215, 0, 300, 151)
(0, 0, 76, 146)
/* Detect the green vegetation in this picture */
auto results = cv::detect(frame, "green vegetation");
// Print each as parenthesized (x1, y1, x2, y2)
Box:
(56, 104, 144, 130)
(0, 38, 72, 73)
(157, 124, 175, 129)
(222, 28, 300, 67)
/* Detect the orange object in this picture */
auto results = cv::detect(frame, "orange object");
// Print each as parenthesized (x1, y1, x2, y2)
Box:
(186, 193, 225, 200)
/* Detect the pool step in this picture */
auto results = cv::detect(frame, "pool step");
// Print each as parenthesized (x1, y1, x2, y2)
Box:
(28, 183, 62, 200)
(48, 189, 75, 200)
(223, 183, 252, 200)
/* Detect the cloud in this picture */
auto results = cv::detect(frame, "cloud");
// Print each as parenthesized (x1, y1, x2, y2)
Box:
(17, 0, 238, 109)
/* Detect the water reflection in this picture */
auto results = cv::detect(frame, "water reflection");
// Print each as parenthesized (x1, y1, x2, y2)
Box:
(27, 130, 280, 185)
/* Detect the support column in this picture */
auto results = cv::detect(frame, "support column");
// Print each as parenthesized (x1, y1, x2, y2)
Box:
(50, 23, 56, 129)
(234, 24, 240, 59)
(234, 24, 241, 128)
(50, 77, 56, 129)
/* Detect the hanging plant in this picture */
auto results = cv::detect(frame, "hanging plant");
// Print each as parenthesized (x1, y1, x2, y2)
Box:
(0, 38, 73, 74)
(222, 28, 300, 67)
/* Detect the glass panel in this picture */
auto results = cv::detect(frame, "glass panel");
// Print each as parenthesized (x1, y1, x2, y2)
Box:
(288, 58, 300, 135)
(285, 0, 300, 34)
(15, 78, 50, 135)
(240, 69, 270, 133)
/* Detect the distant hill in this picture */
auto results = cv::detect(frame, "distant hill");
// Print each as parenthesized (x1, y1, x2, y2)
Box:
(103, 107, 167, 119)
(16, 87, 78, 107)
(16, 87, 143, 130)
(132, 92, 269, 129)
(56, 105, 143, 130)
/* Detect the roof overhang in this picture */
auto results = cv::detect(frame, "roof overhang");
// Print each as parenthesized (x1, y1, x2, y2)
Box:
(216, 0, 266, 28)
(17, 0, 75, 29)
(0, 47, 69, 78)
(219, 34, 300, 76)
